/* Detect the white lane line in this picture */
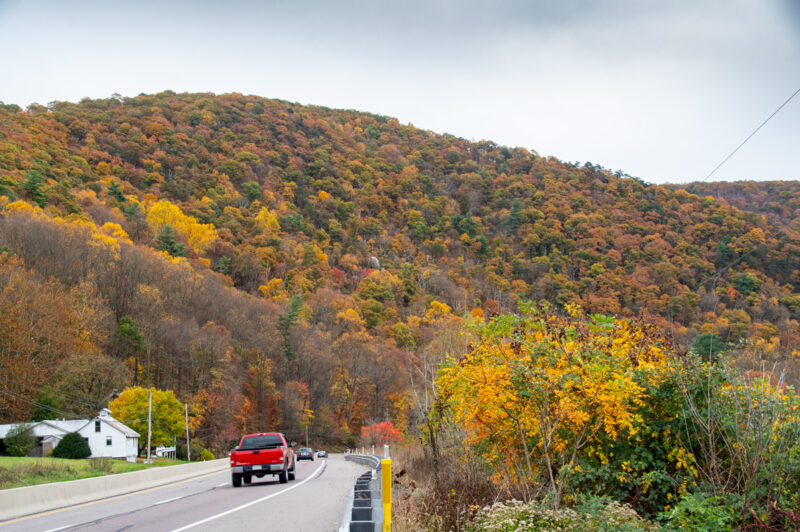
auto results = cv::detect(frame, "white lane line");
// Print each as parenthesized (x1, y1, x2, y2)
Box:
(155, 496, 184, 506)
(216, 482, 228, 487)
(171, 462, 327, 532)
(42, 526, 75, 532)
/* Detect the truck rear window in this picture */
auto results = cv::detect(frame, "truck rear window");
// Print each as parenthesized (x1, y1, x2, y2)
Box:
(239, 435, 283, 450)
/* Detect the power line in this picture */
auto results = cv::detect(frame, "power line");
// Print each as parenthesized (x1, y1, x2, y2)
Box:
(703, 86, 800, 182)
(0, 384, 82, 420)
(695, 247, 758, 291)
(0, 374, 102, 412)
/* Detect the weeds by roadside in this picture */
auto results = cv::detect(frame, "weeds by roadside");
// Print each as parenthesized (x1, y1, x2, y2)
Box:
(0, 456, 185, 490)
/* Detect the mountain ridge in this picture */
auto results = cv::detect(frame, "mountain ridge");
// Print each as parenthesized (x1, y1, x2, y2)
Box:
(2, 90, 800, 445)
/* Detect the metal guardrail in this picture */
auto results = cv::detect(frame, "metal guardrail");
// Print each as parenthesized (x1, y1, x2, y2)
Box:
(342, 451, 391, 532)
(346, 454, 382, 469)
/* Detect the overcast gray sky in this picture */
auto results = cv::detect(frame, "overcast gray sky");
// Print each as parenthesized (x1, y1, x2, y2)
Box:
(1, 0, 798, 184)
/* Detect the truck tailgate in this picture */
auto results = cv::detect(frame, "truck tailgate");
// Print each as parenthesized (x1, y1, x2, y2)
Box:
(231, 448, 285, 466)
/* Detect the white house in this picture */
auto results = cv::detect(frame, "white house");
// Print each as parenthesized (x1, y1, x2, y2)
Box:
(0, 409, 140, 462)
(77, 408, 140, 462)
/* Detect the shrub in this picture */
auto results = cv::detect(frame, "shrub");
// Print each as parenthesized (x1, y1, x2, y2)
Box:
(176, 441, 203, 461)
(5, 423, 36, 456)
(466, 496, 659, 531)
(661, 492, 736, 532)
(52, 432, 91, 459)
(437, 303, 676, 507)
(677, 358, 800, 522)
(392, 444, 497, 532)
(566, 367, 693, 518)
(200, 448, 215, 461)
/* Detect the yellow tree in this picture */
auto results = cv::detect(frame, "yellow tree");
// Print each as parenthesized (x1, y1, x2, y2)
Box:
(109, 386, 185, 453)
(437, 302, 673, 506)
(145, 199, 218, 253)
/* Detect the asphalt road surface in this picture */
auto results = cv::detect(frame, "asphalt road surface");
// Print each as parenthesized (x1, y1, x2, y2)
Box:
(0, 455, 367, 532)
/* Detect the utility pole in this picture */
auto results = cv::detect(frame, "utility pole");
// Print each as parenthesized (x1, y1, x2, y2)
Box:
(146, 390, 152, 464)
(185, 402, 191, 462)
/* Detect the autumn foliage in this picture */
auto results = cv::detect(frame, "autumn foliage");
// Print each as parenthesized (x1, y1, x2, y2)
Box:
(438, 302, 676, 505)
(410, 304, 800, 529)
(2, 91, 800, 509)
(361, 421, 403, 446)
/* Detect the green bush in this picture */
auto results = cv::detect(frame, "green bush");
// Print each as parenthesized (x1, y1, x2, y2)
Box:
(677, 357, 800, 524)
(5, 423, 36, 456)
(662, 492, 736, 531)
(566, 368, 692, 518)
(52, 432, 91, 459)
(691, 333, 726, 360)
(176, 442, 203, 461)
(200, 448, 215, 461)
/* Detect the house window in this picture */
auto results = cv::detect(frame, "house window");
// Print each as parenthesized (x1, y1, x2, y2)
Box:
(106, 436, 112, 446)
(95, 420, 101, 432)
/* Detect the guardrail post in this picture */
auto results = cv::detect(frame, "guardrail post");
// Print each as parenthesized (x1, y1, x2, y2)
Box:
(381, 458, 391, 532)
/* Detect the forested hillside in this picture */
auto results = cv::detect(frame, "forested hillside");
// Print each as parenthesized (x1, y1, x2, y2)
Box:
(674, 180, 800, 230)
(2, 91, 800, 451)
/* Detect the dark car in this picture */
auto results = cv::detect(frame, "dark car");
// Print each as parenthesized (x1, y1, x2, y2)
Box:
(316, 450, 327, 458)
(297, 447, 314, 460)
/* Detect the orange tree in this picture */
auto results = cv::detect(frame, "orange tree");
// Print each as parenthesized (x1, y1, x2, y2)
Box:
(436, 301, 679, 507)
(361, 421, 403, 447)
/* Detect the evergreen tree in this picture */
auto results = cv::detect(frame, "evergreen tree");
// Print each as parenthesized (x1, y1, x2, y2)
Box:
(504, 199, 523, 232)
(22, 170, 46, 207)
(108, 181, 125, 202)
(115, 316, 144, 385)
(121, 200, 142, 220)
(155, 225, 188, 257)
(691, 333, 726, 361)
(31, 387, 61, 421)
(278, 295, 302, 363)
(216, 256, 231, 275)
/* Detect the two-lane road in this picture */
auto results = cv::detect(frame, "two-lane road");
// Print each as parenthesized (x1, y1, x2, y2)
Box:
(0, 455, 367, 532)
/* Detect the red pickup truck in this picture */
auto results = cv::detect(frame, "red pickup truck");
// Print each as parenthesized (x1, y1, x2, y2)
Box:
(229, 432, 296, 487)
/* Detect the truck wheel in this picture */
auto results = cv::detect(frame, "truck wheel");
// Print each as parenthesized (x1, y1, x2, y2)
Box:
(232, 473, 242, 488)
(288, 464, 295, 481)
(278, 470, 288, 484)
(243, 474, 252, 484)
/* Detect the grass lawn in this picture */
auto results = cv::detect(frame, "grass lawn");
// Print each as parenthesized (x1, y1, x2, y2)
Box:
(0, 456, 188, 490)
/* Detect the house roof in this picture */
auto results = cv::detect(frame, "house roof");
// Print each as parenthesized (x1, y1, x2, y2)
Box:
(101, 417, 140, 438)
(39, 419, 87, 433)
(0, 424, 25, 438)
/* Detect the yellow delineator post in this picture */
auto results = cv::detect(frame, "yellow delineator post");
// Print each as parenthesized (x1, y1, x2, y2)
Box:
(381, 457, 392, 531)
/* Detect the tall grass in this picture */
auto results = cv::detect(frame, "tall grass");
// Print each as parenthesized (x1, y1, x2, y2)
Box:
(0, 456, 183, 490)
(392, 444, 500, 531)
